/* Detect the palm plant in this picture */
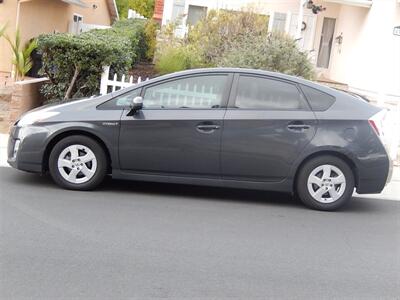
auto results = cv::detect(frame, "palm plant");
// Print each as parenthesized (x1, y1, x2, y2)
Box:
(0, 23, 7, 63)
(5, 28, 38, 81)
(0, 23, 7, 37)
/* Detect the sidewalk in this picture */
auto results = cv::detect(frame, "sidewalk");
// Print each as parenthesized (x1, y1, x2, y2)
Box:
(0, 133, 399, 200)
(0, 133, 8, 167)
(355, 167, 400, 201)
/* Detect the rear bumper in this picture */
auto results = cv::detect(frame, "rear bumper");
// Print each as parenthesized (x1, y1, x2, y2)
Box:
(355, 150, 392, 194)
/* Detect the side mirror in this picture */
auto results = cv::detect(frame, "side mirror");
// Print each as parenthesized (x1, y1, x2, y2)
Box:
(128, 96, 143, 115)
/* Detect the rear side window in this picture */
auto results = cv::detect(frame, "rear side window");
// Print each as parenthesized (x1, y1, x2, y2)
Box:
(301, 85, 335, 111)
(235, 76, 308, 110)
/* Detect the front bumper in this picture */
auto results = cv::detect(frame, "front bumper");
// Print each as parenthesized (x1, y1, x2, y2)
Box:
(7, 125, 50, 173)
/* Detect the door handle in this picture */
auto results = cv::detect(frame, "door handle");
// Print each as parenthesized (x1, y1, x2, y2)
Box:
(287, 122, 311, 131)
(196, 124, 220, 133)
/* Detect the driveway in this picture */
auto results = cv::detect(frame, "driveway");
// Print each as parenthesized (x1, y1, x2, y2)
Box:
(0, 167, 399, 299)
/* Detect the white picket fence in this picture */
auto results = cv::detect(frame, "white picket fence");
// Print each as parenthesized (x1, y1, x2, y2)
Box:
(128, 9, 147, 20)
(100, 66, 149, 95)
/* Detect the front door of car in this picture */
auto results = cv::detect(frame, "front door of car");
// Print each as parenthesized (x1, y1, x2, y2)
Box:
(119, 73, 232, 176)
(221, 74, 317, 182)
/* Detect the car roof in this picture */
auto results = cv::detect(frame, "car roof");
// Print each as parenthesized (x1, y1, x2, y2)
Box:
(107, 67, 379, 119)
(112, 67, 339, 98)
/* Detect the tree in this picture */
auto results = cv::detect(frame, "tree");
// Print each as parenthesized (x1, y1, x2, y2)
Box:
(155, 10, 314, 79)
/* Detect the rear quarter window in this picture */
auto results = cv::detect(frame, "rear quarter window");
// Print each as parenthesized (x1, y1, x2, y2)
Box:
(301, 85, 335, 111)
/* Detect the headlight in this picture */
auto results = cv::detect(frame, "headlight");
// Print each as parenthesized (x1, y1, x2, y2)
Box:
(18, 111, 60, 126)
(12, 140, 20, 159)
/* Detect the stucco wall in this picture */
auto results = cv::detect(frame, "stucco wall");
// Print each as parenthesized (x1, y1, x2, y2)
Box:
(161, 0, 400, 100)
(19, 0, 71, 45)
(0, 0, 113, 74)
(66, 0, 112, 26)
(0, 0, 17, 73)
(328, 1, 400, 98)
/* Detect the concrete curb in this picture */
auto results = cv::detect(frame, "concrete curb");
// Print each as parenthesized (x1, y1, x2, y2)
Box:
(0, 133, 399, 200)
(0, 133, 8, 167)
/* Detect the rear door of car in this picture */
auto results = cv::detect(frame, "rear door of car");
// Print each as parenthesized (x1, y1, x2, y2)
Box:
(118, 72, 233, 177)
(221, 73, 317, 182)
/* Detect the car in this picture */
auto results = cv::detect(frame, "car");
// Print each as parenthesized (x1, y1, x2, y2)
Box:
(7, 68, 393, 211)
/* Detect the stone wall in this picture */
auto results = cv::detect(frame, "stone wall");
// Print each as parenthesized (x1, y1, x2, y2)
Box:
(0, 78, 48, 133)
(0, 87, 13, 133)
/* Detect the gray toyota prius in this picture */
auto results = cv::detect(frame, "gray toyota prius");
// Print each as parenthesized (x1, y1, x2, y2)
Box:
(7, 68, 392, 210)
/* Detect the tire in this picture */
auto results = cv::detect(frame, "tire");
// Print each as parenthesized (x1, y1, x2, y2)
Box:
(296, 155, 355, 211)
(49, 135, 107, 190)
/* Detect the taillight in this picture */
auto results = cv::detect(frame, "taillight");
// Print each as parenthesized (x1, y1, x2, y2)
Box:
(368, 110, 386, 138)
(368, 119, 380, 136)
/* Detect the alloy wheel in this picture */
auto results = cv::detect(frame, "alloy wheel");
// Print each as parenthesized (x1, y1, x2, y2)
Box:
(307, 164, 346, 203)
(57, 144, 97, 184)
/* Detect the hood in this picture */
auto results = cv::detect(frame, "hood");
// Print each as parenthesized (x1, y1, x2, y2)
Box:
(16, 94, 113, 126)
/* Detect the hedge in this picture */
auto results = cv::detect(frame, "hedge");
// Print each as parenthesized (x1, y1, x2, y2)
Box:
(38, 19, 148, 100)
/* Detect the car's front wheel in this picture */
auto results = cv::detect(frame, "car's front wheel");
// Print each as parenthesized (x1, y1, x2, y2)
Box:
(49, 135, 107, 190)
(296, 155, 355, 211)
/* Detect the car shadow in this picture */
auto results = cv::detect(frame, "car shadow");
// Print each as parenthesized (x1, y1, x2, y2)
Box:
(100, 175, 304, 208)
(3, 168, 394, 213)
(101, 177, 393, 213)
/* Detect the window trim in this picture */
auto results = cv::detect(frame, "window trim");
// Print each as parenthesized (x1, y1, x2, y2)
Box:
(140, 73, 233, 110)
(228, 73, 311, 111)
(96, 87, 142, 110)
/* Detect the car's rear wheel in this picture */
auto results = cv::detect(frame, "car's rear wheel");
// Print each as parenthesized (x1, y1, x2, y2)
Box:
(49, 135, 107, 190)
(296, 155, 355, 211)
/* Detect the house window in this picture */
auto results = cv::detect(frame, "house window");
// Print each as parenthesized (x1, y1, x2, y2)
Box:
(70, 14, 83, 35)
(187, 5, 207, 26)
(171, 0, 185, 21)
(271, 12, 287, 32)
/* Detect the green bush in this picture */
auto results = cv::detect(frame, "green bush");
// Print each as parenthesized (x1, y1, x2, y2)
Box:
(112, 18, 147, 62)
(155, 23, 203, 74)
(144, 20, 159, 61)
(219, 32, 314, 79)
(155, 10, 314, 79)
(38, 19, 148, 100)
(156, 46, 200, 75)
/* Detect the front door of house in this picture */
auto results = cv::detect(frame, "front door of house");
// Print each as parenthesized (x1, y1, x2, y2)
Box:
(289, 13, 317, 52)
(317, 17, 336, 69)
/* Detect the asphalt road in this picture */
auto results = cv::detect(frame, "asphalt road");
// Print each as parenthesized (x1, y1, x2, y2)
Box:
(1, 167, 399, 299)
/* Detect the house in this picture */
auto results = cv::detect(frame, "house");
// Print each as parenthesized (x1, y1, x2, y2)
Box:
(154, 0, 400, 106)
(0, 0, 119, 79)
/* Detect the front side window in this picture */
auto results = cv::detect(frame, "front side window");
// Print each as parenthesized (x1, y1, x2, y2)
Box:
(143, 75, 228, 109)
(97, 88, 141, 110)
(235, 76, 308, 110)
